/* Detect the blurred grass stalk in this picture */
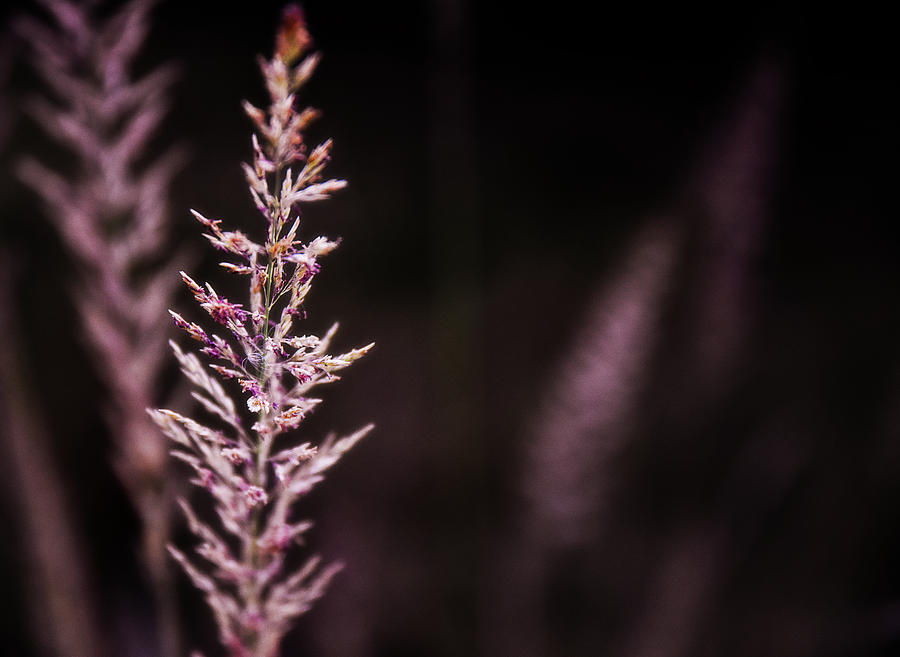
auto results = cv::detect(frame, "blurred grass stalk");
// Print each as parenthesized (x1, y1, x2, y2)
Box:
(0, 256, 104, 657)
(15, 1, 186, 655)
(486, 58, 782, 657)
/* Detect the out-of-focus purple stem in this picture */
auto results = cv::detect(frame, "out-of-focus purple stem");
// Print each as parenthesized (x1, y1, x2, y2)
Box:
(0, 257, 106, 657)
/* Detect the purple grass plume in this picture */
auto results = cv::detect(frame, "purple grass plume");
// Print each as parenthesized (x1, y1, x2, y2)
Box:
(483, 219, 682, 657)
(18, 0, 183, 485)
(16, 1, 185, 655)
(150, 6, 373, 656)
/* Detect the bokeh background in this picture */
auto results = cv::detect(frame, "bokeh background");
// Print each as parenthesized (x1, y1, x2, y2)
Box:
(1, 2, 899, 656)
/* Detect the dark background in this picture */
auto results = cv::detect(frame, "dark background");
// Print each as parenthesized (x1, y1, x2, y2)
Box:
(1, 2, 899, 656)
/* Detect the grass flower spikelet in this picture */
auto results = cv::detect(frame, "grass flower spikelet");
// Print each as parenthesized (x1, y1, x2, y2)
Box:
(151, 6, 373, 656)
